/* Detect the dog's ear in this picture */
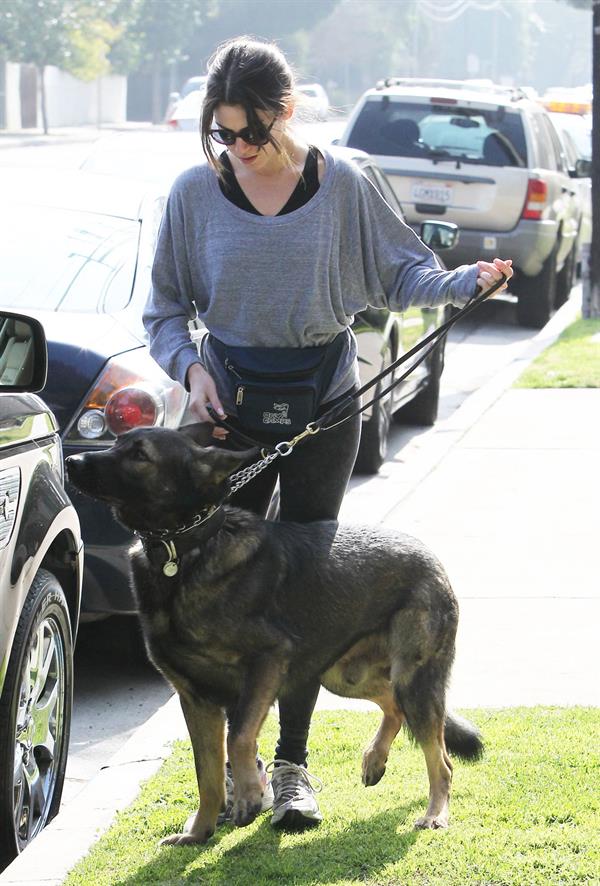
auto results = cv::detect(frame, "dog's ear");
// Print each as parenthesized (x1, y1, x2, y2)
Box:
(191, 446, 260, 487)
(179, 422, 220, 448)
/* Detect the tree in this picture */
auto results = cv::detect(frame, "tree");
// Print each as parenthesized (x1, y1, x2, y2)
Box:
(107, 0, 213, 124)
(0, 0, 78, 132)
(0, 0, 125, 132)
(304, 0, 413, 108)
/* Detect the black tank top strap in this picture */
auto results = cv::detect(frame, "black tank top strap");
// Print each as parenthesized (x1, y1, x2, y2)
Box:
(218, 145, 321, 216)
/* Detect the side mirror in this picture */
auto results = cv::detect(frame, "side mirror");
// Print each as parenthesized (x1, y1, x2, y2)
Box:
(0, 310, 47, 393)
(574, 157, 591, 178)
(420, 220, 459, 251)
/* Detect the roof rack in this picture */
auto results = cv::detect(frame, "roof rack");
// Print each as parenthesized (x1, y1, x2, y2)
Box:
(374, 77, 529, 101)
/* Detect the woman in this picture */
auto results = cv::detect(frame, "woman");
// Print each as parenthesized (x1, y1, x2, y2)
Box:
(143, 36, 512, 832)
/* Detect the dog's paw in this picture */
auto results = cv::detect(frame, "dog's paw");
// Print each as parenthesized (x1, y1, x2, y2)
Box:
(414, 814, 449, 830)
(361, 750, 387, 787)
(160, 827, 214, 847)
(232, 796, 263, 828)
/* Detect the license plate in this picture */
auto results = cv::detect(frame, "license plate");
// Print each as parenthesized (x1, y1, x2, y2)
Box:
(411, 183, 453, 205)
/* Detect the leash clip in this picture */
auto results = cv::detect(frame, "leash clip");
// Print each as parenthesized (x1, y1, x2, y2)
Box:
(275, 423, 321, 458)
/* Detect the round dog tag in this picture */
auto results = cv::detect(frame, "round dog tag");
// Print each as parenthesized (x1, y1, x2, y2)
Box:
(163, 561, 178, 577)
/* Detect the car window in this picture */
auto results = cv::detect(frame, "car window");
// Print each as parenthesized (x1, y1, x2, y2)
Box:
(529, 112, 556, 170)
(540, 114, 567, 172)
(347, 98, 527, 167)
(0, 206, 140, 312)
(556, 128, 578, 168)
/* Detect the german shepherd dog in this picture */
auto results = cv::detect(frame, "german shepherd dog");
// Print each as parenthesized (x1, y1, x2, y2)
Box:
(66, 424, 482, 846)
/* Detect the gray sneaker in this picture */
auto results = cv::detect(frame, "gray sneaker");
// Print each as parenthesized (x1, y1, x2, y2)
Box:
(217, 757, 274, 825)
(267, 760, 323, 829)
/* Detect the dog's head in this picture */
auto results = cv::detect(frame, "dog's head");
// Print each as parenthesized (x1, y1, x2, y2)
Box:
(66, 424, 256, 534)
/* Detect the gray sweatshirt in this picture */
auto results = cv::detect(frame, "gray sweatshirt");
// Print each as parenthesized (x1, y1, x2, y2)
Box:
(143, 147, 479, 412)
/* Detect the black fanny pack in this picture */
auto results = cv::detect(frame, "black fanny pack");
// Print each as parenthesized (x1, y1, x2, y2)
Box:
(208, 332, 348, 436)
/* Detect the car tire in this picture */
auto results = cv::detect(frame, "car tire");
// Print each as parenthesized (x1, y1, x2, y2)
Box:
(354, 388, 392, 475)
(0, 570, 73, 868)
(554, 243, 575, 309)
(395, 338, 445, 427)
(516, 242, 557, 329)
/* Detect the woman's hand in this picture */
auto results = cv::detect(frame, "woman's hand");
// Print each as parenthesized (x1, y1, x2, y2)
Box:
(476, 258, 513, 295)
(186, 363, 229, 440)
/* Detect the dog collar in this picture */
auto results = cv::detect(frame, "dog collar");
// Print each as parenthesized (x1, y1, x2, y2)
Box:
(137, 505, 226, 578)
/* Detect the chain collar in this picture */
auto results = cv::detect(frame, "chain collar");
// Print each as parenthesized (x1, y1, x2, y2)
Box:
(134, 504, 222, 542)
(136, 505, 226, 578)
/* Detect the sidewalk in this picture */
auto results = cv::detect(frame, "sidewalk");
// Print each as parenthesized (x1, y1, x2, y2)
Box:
(2, 294, 598, 885)
(0, 121, 157, 150)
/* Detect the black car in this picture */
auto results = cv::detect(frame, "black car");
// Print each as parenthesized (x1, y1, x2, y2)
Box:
(0, 310, 83, 869)
(0, 146, 457, 618)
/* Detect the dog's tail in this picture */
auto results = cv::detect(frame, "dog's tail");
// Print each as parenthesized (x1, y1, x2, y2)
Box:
(444, 712, 484, 761)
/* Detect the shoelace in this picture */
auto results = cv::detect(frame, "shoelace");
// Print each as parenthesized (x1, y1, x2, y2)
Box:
(265, 760, 323, 802)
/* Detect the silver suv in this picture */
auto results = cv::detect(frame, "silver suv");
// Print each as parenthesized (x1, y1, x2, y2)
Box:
(340, 79, 587, 328)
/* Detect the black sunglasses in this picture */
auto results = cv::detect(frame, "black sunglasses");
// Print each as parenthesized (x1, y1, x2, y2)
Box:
(209, 118, 276, 147)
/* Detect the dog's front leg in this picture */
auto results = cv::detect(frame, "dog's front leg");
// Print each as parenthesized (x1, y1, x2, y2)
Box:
(228, 654, 288, 828)
(161, 695, 226, 847)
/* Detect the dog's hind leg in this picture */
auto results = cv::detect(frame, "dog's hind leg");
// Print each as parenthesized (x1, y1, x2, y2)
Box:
(389, 605, 457, 830)
(161, 696, 226, 847)
(362, 688, 405, 787)
(227, 654, 289, 829)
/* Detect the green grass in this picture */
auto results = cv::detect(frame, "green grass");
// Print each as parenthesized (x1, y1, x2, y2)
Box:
(516, 316, 600, 388)
(65, 708, 600, 886)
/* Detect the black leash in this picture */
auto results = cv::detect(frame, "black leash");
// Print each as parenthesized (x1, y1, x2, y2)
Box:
(211, 274, 506, 461)
(314, 273, 507, 432)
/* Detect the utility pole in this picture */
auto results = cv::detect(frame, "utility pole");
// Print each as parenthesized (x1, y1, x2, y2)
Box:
(585, 0, 600, 316)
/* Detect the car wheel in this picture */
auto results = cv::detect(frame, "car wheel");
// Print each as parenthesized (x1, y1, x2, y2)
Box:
(516, 242, 557, 329)
(395, 337, 445, 427)
(354, 386, 392, 475)
(554, 243, 575, 309)
(0, 570, 73, 868)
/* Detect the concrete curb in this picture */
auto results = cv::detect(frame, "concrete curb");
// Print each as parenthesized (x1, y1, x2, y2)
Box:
(0, 695, 186, 885)
(0, 290, 582, 884)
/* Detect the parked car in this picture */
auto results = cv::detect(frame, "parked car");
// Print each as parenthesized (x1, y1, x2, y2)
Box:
(297, 82, 330, 120)
(166, 88, 205, 132)
(547, 110, 591, 268)
(340, 78, 587, 327)
(0, 145, 455, 617)
(0, 310, 83, 869)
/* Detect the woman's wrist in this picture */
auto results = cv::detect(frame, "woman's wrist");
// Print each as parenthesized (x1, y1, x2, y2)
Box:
(185, 361, 207, 390)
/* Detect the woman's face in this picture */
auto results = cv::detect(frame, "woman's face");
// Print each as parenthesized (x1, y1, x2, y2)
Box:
(212, 103, 284, 171)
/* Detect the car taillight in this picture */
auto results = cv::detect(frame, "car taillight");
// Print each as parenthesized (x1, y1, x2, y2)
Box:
(105, 386, 161, 436)
(522, 178, 547, 220)
(63, 348, 188, 446)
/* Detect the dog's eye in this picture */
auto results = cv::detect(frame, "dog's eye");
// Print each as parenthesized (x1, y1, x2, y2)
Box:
(132, 447, 150, 462)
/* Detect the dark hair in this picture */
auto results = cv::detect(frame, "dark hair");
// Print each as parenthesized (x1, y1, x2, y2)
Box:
(201, 37, 295, 172)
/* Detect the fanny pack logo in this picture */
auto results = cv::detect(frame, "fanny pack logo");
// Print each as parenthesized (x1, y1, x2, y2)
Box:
(262, 402, 292, 425)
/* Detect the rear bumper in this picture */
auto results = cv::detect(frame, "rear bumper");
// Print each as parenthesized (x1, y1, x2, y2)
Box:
(437, 219, 558, 278)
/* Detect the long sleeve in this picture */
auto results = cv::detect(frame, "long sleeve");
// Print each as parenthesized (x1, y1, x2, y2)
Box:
(143, 184, 203, 388)
(340, 167, 480, 316)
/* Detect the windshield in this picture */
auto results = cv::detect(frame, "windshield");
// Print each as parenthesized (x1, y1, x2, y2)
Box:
(0, 205, 140, 313)
(348, 98, 527, 167)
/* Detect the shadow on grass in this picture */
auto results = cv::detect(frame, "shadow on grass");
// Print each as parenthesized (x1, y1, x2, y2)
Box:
(116, 801, 424, 885)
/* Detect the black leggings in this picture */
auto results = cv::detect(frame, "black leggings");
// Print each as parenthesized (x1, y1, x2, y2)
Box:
(223, 393, 362, 765)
